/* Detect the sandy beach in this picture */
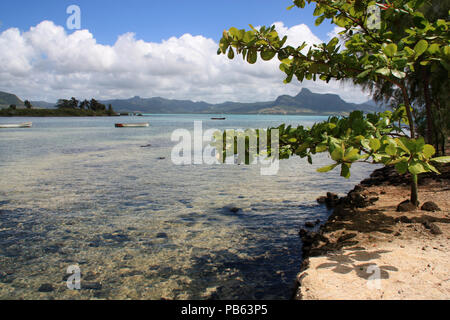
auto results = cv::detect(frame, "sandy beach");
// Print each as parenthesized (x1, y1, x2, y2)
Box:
(294, 164, 450, 300)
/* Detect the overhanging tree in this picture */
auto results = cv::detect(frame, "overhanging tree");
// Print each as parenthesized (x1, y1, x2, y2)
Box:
(216, 0, 450, 206)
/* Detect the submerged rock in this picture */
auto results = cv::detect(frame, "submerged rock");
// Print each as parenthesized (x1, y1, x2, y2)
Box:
(38, 283, 54, 292)
(304, 222, 315, 228)
(83, 282, 102, 290)
(156, 232, 168, 239)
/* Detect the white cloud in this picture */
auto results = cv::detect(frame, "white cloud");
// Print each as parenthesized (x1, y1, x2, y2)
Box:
(0, 20, 370, 104)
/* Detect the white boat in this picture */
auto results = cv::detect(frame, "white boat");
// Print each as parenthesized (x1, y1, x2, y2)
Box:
(0, 122, 32, 128)
(115, 122, 149, 128)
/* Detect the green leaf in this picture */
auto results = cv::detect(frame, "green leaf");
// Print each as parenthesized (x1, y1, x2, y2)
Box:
(229, 27, 239, 38)
(428, 43, 440, 55)
(423, 162, 440, 174)
(344, 148, 360, 162)
(414, 40, 429, 58)
(247, 49, 257, 64)
(227, 47, 235, 59)
(383, 43, 397, 57)
(331, 147, 344, 161)
(317, 163, 338, 173)
(408, 162, 427, 175)
(327, 37, 339, 50)
(376, 68, 391, 76)
(395, 160, 409, 174)
(340, 163, 351, 179)
(431, 156, 450, 163)
(422, 144, 436, 158)
(369, 138, 381, 151)
(391, 69, 406, 79)
(315, 144, 327, 153)
(385, 143, 397, 156)
(315, 15, 326, 26)
(361, 139, 371, 150)
(219, 39, 229, 54)
(357, 69, 371, 79)
(261, 49, 276, 61)
(395, 138, 409, 153)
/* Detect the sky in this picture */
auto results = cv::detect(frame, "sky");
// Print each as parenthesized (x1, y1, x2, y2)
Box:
(0, 0, 370, 104)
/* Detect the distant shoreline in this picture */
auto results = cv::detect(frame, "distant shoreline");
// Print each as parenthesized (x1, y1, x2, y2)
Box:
(0, 108, 118, 117)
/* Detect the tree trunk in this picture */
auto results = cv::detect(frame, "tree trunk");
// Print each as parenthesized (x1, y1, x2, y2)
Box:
(400, 84, 415, 139)
(422, 69, 433, 144)
(410, 174, 419, 206)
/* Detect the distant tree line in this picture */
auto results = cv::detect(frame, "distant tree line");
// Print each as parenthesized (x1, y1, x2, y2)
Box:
(56, 97, 115, 115)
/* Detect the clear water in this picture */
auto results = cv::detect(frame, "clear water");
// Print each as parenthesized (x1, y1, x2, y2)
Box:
(0, 115, 375, 299)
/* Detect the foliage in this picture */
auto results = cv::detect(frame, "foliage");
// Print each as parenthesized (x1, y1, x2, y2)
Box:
(213, 110, 449, 177)
(218, 0, 450, 140)
(24, 100, 32, 109)
(0, 107, 116, 117)
(216, 0, 450, 205)
(55, 97, 113, 113)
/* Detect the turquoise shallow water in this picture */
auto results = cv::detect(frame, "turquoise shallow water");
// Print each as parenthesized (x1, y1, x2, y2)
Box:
(0, 115, 376, 299)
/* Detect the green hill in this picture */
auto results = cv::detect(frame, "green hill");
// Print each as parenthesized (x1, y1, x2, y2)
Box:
(0, 91, 24, 108)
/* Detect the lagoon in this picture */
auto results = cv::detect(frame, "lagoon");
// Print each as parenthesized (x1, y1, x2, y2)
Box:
(0, 115, 375, 299)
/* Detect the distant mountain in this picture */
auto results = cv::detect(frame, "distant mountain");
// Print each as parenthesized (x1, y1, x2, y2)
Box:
(30, 101, 56, 109)
(1, 88, 385, 115)
(101, 88, 383, 115)
(0, 91, 24, 108)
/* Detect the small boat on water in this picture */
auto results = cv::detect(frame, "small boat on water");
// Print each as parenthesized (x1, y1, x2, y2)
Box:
(115, 122, 149, 128)
(211, 117, 226, 120)
(0, 122, 32, 128)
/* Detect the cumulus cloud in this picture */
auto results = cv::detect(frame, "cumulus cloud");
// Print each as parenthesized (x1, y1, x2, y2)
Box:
(0, 20, 370, 104)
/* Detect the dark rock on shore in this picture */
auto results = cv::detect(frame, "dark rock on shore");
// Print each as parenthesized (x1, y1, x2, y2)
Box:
(337, 233, 357, 243)
(423, 221, 442, 235)
(421, 201, 441, 212)
(396, 216, 413, 223)
(397, 200, 417, 212)
(316, 192, 339, 208)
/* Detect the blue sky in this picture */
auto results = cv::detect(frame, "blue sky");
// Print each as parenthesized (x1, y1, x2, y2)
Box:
(0, 1, 369, 104)
(0, 0, 333, 44)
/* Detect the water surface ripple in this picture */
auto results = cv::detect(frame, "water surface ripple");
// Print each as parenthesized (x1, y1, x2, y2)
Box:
(0, 115, 376, 299)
